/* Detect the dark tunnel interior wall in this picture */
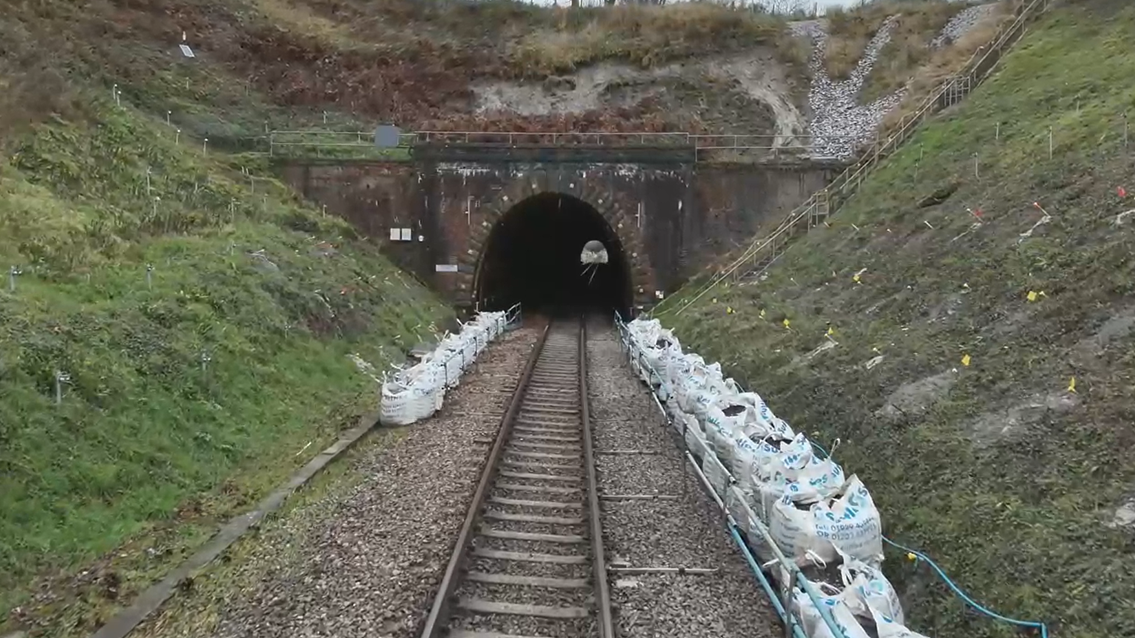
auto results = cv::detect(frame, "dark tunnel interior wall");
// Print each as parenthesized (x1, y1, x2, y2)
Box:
(476, 193, 631, 314)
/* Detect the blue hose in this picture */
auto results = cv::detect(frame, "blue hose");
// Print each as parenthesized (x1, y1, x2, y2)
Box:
(805, 441, 1050, 636)
(727, 525, 808, 638)
(881, 536, 1049, 638)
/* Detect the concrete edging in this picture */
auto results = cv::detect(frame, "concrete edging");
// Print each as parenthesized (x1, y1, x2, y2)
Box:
(88, 410, 383, 638)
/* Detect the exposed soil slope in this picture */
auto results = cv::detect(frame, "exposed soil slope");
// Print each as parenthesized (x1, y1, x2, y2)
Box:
(658, 3, 1135, 637)
(4, 0, 1009, 149)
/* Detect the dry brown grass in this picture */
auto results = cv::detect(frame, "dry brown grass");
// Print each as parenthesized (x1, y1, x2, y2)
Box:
(0, 19, 79, 150)
(509, 2, 793, 77)
(823, 3, 897, 80)
(252, 0, 370, 50)
(878, 2, 1014, 134)
(823, 1, 966, 82)
(858, 1, 969, 103)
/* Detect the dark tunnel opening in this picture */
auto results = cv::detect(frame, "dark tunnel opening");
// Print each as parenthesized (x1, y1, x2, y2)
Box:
(475, 193, 632, 316)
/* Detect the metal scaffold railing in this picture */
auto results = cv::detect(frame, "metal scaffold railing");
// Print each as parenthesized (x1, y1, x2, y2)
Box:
(653, 0, 1055, 318)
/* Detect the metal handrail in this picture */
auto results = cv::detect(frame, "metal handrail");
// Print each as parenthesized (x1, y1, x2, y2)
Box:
(652, 0, 1053, 316)
(256, 128, 863, 157)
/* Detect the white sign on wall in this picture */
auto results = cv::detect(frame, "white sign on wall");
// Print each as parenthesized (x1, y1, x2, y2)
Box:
(390, 228, 416, 242)
(435, 264, 458, 273)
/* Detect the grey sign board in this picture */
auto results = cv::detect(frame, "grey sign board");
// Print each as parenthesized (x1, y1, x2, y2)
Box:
(374, 125, 402, 149)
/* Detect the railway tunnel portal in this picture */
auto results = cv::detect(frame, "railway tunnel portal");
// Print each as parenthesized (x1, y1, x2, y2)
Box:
(474, 192, 632, 315)
(278, 148, 841, 317)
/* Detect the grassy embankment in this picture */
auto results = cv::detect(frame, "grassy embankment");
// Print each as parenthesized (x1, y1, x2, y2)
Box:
(659, 4, 1135, 637)
(0, 34, 452, 638)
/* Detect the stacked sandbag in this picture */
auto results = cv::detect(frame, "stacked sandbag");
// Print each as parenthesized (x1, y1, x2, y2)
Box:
(620, 316, 930, 638)
(379, 310, 509, 426)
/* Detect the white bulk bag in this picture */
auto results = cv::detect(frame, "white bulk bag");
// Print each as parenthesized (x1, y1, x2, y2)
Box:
(665, 352, 698, 399)
(441, 352, 462, 386)
(684, 422, 711, 461)
(676, 362, 725, 416)
(791, 585, 873, 638)
(838, 552, 904, 626)
(749, 434, 843, 521)
(690, 376, 737, 422)
(628, 318, 662, 350)
(813, 475, 884, 565)
(702, 405, 733, 459)
(737, 436, 787, 498)
(728, 434, 763, 480)
(869, 608, 930, 638)
(379, 380, 414, 426)
(438, 334, 466, 371)
(770, 494, 838, 565)
(673, 410, 698, 437)
(671, 355, 705, 412)
(701, 451, 731, 498)
(407, 362, 445, 421)
(771, 434, 846, 504)
(643, 329, 680, 374)
(726, 486, 776, 563)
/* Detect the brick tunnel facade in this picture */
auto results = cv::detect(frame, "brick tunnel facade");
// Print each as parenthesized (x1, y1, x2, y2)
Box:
(278, 157, 841, 314)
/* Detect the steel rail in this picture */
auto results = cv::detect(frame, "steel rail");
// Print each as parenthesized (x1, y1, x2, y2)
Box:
(579, 317, 615, 638)
(418, 321, 551, 637)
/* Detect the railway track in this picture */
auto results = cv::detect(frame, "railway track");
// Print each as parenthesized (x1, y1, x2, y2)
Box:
(420, 318, 614, 638)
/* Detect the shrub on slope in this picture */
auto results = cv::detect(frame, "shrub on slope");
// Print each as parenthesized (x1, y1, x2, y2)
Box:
(660, 4, 1135, 637)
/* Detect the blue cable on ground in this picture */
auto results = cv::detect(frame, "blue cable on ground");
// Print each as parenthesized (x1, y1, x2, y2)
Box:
(881, 536, 1049, 638)
(808, 440, 1050, 636)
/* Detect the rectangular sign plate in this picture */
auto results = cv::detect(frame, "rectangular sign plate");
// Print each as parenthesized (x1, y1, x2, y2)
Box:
(435, 264, 458, 273)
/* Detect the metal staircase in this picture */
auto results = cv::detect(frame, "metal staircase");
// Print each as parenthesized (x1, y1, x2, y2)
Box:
(661, 0, 1055, 316)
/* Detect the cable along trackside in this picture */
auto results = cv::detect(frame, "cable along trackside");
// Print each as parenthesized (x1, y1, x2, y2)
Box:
(419, 317, 614, 638)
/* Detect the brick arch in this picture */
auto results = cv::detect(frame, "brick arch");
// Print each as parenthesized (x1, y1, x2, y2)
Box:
(456, 179, 654, 310)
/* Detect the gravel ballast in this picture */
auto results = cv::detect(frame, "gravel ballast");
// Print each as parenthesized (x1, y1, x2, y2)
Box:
(587, 323, 779, 638)
(134, 327, 540, 638)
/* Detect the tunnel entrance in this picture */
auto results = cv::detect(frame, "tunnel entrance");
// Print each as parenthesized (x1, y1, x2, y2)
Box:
(475, 193, 632, 315)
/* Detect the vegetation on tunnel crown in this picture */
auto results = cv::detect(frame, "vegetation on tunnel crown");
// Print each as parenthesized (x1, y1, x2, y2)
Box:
(658, 3, 1135, 637)
(0, 83, 452, 636)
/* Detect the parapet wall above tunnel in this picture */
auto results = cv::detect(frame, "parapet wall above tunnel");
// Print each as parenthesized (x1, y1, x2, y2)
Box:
(277, 157, 842, 314)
